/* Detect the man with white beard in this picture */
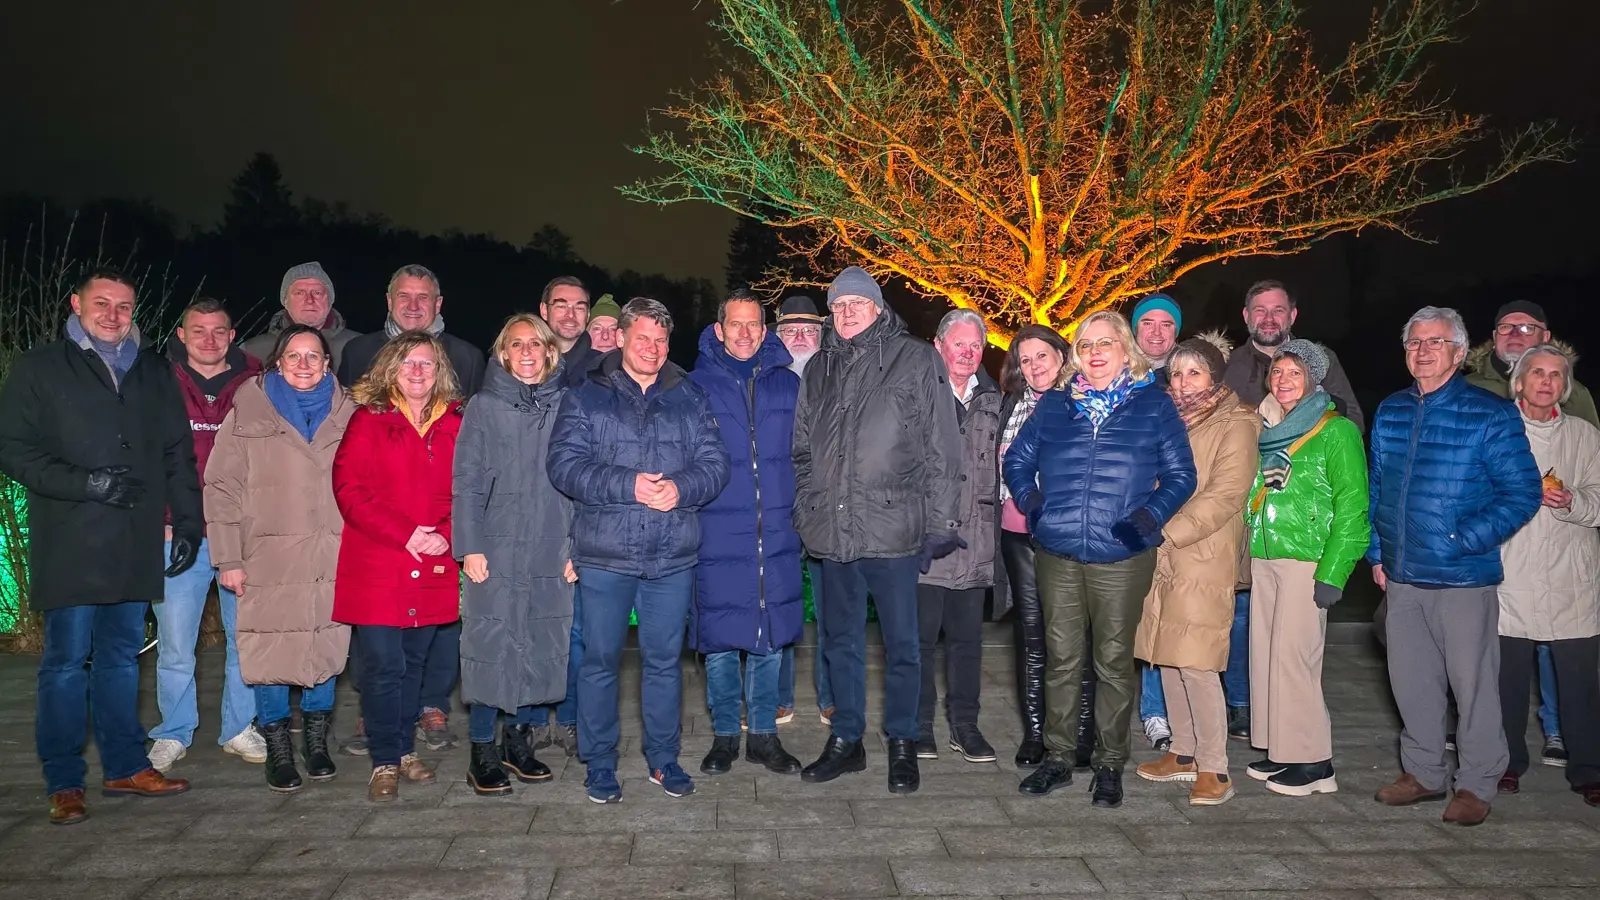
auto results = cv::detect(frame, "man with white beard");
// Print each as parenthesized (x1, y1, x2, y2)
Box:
(776, 296, 824, 376)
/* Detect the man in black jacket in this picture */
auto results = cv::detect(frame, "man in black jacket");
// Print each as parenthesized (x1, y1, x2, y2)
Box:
(792, 266, 963, 794)
(0, 268, 200, 823)
(540, 275, 603, 390)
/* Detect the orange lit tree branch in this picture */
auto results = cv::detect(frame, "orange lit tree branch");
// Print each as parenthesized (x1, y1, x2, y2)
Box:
(622, 0, 1570, 346)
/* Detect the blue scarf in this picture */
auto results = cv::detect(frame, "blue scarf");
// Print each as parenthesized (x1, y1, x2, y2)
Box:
(66, 316, 140, 385)
(264, 371, 335, 443)
(1069, 368, 1150, 434)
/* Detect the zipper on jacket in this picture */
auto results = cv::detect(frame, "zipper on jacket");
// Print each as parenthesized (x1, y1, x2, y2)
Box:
(1395, 389, 1426, 578)
(747, 373, 767, 648)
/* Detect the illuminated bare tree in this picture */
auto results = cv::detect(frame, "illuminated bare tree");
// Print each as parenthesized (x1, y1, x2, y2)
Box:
(623, 0, 1569, 345)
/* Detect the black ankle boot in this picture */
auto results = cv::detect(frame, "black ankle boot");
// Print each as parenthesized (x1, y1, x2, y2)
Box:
(1090, 766, 1124, 808)
(1015, 738, 1046, 769)
(800, 735, 867, 783)
(501, 725, 553, 783)
(701, 735, 740, 775)
(468, 741, 512, 795)
(745, 733, 801, 775)
(887, 739, 920, 794)
(261, 719, 302, 793)
(301, 710, 337, 781)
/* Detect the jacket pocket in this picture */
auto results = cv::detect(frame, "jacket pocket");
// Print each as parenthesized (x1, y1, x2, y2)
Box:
(866, 488, 923, 553)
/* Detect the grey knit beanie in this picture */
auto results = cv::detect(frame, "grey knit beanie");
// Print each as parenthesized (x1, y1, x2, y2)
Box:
(1274, 338, 1329, 390)
(279, 261, 335, 307)
(827, 266, 885, 310)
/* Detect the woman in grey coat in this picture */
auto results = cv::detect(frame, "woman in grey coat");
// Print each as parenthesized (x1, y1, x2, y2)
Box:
(453, 313, 577, 796)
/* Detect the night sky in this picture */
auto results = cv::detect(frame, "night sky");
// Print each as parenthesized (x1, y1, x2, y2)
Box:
(2, 1, 1595, 309)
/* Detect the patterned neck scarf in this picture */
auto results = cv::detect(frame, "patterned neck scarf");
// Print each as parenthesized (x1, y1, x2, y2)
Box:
(998, 387, 1041, 504)
(1257, 390, 1331, 491)
(1170, 383, 1231, 431)
(1070, 368, 1149, 434)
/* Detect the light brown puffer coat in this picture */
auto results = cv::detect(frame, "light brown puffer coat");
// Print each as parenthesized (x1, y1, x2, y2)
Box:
(205, 376, 354, 686)
(1135, 393, 1260, 672)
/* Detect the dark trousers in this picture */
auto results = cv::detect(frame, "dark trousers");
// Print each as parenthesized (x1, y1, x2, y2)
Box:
(1225, 590, 1250, 707)
(820, 555, 921, 742)
(420, 621, 460, 714)
(355, 624, 437, 767)
(37, 602, 152, 794)
(1003, 530, 1095, 752)
(1035, 547, 1155, 770)
(1500, 634, 1600, 785)
(917, 585, 984, 728)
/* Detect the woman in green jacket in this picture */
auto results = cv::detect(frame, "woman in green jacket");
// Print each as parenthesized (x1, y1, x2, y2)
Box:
(1244, 339, 1369, 798)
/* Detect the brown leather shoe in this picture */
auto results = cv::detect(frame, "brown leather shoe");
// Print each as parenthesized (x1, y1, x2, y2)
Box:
(1442, 789, 1491, 826)
(1374, 772, 1447, 806)
(1189, 772, 1236, 807)
(1135, 752, 1199, 783)
(1498, 770, 1520, 794)
(102, 768, 191, 797)
(368, 764, 399, 802)
(48, 789, 87, 825)
(399, 753, 436, 784)
(1575, 782, 1600, 808)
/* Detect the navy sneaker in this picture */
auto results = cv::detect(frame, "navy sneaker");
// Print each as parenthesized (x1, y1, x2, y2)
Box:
(650, 762, 696, 798)
(584, 767, 621, 804)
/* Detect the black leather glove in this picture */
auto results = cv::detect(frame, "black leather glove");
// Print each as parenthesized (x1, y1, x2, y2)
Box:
(1110, 507, 1164, 553)
(918, 531, 968, 574)
(85, 465, 145, 509)
(1313, 581, 1342, 609)
(165, 534, 199, 578)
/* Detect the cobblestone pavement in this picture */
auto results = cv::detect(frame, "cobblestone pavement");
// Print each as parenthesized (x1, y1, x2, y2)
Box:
(0, 634, 1596, 899)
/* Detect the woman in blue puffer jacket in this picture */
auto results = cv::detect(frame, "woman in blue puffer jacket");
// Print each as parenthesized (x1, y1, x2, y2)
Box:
(1004, 309, 1197, 807)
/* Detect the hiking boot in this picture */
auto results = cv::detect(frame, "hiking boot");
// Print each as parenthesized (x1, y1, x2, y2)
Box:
(550, 723, 579, 759)
(585, 766, 621, 803)
(1375, 772, 1447, 806)
(340, 718, 370, 756)
(398, 753, 436, 784)
(1442, 789, 1490, 826)
(147, 738, 186, 774)
(500, 725, 553, 783)
(914, 725, 938, 760)
(746, 733, 802, 775)
(1089, 766, 1124, 808)
(416, 708, 459, 750)
(1018, 758, 1072, 796)
(368, 765, 399, 802)
(1189, 771, 1236, 806)
(1265, 760, 1337, 796)
(260, 718, 302, 793)
(701, 735, 740, 775)
(1143, 716, 1172, 752)
(1543, 735, 1569, 768)
(1247, 758, 1288, 781)
(950, 724, 996, 763)
(300, 711, 336, 781)
(1136, 752, 1198, 783)
(801, 736, 866, 783)
(887, 739, 920, 794)
(1227, 705, 1251, 742)
(1498, 770, 1520, 794)
(468, 741, 512, 795)
(650, 762, 696, 798)
(223, 726, 267, 764)
(1015, 738, 1046, 769)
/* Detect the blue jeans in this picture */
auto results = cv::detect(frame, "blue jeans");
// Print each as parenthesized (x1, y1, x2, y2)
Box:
(256, 678, 336, 725)
(808, 558, 833, 710)
(151, 538, 256, 746)
(1537, 643, 1562, 738)
(551, 584, 584, 727)
(778, 646, 796, 710)
(355, 624, 436, 767)
(1139, 662, 1166, 720)
(819, 555, 921, 742)
(1225, 590, 1250, 707)
(419, 621, 460, 714)
(38, 601, 152, 794)
(469, 703, 540, 744)
(577, 567, 692, 771)
(706, 649, 782, 736)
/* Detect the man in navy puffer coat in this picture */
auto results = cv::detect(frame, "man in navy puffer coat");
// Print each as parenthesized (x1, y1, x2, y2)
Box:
(547, 298, 731, 802)
(688, 294, 806, 777)
(1368, 305, 1540, 825)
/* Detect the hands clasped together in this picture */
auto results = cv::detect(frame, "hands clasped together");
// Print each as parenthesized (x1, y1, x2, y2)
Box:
(635, 471, 681, 512)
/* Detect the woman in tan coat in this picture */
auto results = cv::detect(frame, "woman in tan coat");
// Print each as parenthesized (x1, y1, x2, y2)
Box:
(1134, 335, 1260, 806)
(207, 324, 355, 793)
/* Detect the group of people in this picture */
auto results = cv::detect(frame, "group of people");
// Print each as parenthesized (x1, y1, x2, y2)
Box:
(2, 257, 1596, 827)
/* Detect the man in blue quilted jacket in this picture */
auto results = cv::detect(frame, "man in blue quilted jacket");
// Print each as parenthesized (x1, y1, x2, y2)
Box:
(1367, 305, 1541, 827)
(547, 298, 731, 804)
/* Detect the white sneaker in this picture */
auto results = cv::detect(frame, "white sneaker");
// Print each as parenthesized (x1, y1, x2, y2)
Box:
(223, 725, 268, 764)
(148, 738, 186, 773)
(1144, 715, 1173, 750)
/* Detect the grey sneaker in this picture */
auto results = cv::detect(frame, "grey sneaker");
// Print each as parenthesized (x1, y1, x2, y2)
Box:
(531, 723, 556, 750)
(552, 723, 579, 758)
(415, 708, 459, 751)
(339, 718, 370, 756)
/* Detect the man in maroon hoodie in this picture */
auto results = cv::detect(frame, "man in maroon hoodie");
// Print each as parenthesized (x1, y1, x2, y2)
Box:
(146, 298, 266, 774)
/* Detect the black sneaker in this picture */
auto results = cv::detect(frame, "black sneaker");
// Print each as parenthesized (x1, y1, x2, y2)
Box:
(914, 725, 938, 760)
(1089, 766, 1123, 808)
(701, 735, 740, 775)
(1227, 705, 1251, 742)
(1247, 758, 1289, 782)
(1018, 758, 1073, 796)
(950, 724, 996, 763)
(1543, 736, 1569, 768)
(1264, 760, 1337, 797)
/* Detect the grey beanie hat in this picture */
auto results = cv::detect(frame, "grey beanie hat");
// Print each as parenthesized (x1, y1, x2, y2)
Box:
(280, 261, 335, 307)
(827, 265, 885, 310)
(1274, 338, 1329, 389)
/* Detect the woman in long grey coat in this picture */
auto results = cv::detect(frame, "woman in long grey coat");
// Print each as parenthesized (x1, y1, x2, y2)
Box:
(453, 313, 576, 795)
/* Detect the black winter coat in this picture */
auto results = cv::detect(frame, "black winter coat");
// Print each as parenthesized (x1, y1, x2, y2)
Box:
(0, 332, 202, 609)
(336, 328, 487, 398)
(919, 371, 1002, 591)
(792, 306, 961, 562)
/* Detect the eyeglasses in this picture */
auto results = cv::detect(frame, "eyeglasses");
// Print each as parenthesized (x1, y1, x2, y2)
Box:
(828, 298, 874, 315)
(400, 359, 437, 371)
(280, 352, 325, 367)
(777, 325, 821, 338)
(1403, 337, 1457, 352)
(1495, 322, 1543, 336)
(1074, 338, 1121, 356)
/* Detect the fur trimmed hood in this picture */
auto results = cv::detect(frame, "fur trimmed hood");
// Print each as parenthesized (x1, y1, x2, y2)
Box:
(1466, 337, 1580, 377)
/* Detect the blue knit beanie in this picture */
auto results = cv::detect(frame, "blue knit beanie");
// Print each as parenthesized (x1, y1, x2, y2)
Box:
(1131, 293, 1182, 334)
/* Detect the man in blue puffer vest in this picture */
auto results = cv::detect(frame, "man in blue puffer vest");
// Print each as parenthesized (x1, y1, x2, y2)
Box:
(547, 298, 731, 804)
(1368, 305, 1540, 827)
(688, 290, 806, 778)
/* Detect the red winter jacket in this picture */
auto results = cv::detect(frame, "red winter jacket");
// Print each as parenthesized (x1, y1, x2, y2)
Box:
(168, 343, 262, 523)
(331, 402, 464, 628)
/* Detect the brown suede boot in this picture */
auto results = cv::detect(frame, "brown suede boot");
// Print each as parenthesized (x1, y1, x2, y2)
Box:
(1189, 772, 1236, 807)
(1135, 752, 1198, 783)
(1442, 789, 1490, 826)
(1374, 772, 1447, 806)
(368, 765, 399, 802)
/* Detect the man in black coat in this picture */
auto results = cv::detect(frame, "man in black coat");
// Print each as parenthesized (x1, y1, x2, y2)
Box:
(0, 268, 201, 823)
(540, 275, 603, 390)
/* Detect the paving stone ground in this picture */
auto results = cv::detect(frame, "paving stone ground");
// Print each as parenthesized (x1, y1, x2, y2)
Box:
(0, 630, 1597, 899)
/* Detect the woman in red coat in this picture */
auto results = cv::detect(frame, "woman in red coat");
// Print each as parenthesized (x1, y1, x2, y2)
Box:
(333, 331, 464, 802)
